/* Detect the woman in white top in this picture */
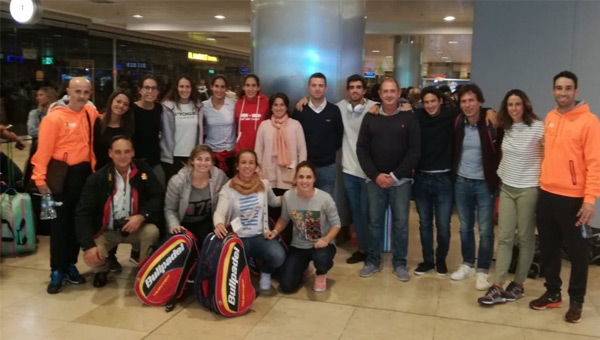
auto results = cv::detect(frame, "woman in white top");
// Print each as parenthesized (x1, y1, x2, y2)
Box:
(161, 76, 204, 182)
(202, 75, 237, 177)
(213, 149, 285, 291)
(478, 89, 544, 306)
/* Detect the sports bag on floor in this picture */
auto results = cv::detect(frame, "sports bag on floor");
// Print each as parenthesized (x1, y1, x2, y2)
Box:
(1, 188, 36, 256)
(195, 232, 255, 316)
(134, 230, 198, 312)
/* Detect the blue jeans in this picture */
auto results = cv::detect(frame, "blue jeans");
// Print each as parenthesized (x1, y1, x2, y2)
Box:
(413, 172, 453, 264)
(241, 235, 286, 274)
(315, 164, 336, 200)
(454, 176, 495, 272)
(343, 173, 368, 251)
(366, 181, 411, 267)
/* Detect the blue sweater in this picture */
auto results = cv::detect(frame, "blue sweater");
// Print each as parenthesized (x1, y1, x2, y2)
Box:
(292, 102, 343, 167)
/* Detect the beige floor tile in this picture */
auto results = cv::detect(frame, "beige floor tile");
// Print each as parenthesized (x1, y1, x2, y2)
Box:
(74, 287, 186, 332)
(354, 268, 442, 315)
(1, 280, 122, 321)
(43, 322, 147, 340)
(152, 295, 281, 340)
(339, 307, 436, 340)
(433, 318, 523, 340)
(522, 328, 599, 340)
(144, 334, 196, 340)
(513, 302, 600, 337)
(0, 312, 67, 340)
(244, 298, 355, 340)
(0, 267, 48, 306)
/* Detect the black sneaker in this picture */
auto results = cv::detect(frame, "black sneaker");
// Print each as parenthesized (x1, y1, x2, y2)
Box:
(93, 272, 109, 288)
(346, 251, 367, 264)
(564, 301, 582, 323)
(108, 253, 122, 273)
(503, 281, 524, 302)
(65, 264, 86, 284)
(529, 291, 562, 310)
(436, 261, 448, 277)
(478, 285, 506, 305)
(414, 262, 435, 276)
(129, 249, 140, 265)
(47, 270, 64, 294)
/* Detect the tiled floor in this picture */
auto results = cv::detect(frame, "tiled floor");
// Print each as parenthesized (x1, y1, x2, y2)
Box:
(2, 142, 600, 339)
(2, 205, 600, 340)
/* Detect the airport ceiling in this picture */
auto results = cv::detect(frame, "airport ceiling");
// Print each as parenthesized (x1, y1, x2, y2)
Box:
(3, 0, 474, 63)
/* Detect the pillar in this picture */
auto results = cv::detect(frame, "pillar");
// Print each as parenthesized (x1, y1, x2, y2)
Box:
(393, 35, 423, 88)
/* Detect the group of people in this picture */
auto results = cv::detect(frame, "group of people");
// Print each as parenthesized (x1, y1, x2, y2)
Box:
(19, 68, 600, 324)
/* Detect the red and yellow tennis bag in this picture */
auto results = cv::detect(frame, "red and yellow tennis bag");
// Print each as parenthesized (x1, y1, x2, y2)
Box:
(195, 232, 255, 316)
(134, 230, 198, 311)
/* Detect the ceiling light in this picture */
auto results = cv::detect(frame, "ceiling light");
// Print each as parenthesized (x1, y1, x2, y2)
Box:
(445, 60, 452, 63)
(206, 37, 216, 41)
(214, 15, 226, 20)
(448, 41, 458, 44)
(386, 56, 393, 58)
(441, 56, 449, 59)
(364, 16, 367, 19)
(436, 51, 444, 54)
(132, 14, 143, 18)
(444, 16, 456, 22)
(372, 50, 380, 53)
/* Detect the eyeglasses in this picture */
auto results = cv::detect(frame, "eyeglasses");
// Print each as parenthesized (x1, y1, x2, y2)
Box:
(142, 86, 158, 91)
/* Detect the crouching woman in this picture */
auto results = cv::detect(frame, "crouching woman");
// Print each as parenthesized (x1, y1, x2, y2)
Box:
(269, 161, 340, 293)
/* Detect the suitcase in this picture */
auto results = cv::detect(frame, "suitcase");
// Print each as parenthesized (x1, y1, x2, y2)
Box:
(134, 230, 198, 312)
(195, 232, 256, 316)
(1, 188, 36, 256)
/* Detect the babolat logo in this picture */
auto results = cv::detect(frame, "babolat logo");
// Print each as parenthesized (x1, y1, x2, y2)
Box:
(227, 246, 241, 306)
(144, 243, 185, 289)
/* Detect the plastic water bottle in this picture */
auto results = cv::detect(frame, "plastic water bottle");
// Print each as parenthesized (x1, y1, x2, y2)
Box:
(40, 193, 57, 220)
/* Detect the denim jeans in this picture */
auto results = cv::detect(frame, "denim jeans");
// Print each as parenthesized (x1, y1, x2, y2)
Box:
(241, 235, 286, 274)
(413, 171, 453, 265)
(343, 173, 368, 251)
(454, 176, 495, 272)
(279, 244, 336, 293)
(315, 164, 336, 200)
(366, 181, 411, 267)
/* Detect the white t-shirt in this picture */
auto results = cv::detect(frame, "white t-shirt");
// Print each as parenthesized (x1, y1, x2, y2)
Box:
(173, 102, 198, 157)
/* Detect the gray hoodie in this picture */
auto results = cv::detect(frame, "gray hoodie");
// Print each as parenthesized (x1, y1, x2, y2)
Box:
(164, 165, 227, 231)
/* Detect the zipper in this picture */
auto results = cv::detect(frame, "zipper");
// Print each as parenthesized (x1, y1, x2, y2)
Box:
(569, 160, 577, 185)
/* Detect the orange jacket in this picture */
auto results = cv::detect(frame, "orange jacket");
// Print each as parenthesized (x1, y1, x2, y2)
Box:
(540, 102, 600, 204)
(31, 103, 100, 186)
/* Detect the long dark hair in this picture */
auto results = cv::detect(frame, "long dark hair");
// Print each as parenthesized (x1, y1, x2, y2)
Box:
(241, 74, 261, 98)
(498, 89, 538, 129)
(101, 89, 134, 136)
(163, 75, 200, 109)
(267, 92, 290, 119)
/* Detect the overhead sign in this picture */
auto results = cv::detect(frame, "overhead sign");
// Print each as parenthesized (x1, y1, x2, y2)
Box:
(187, 52, 218, 62)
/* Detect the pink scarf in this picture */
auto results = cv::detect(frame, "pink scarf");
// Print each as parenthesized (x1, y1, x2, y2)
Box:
(271, 114, 291, 167)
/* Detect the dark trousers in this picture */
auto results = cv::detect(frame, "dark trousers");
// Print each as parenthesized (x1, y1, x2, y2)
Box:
(279, 244, 336, 293)
(50, 162, 91, 271)
(162, 156, 187, 184)
(536, 189, 588, 303)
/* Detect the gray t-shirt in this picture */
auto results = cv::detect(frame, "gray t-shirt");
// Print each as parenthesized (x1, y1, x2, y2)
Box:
(182, 185, 211, 224)
(281, 188, 341, 249)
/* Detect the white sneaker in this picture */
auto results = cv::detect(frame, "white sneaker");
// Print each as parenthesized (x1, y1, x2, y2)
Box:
(259, 272, 272, 291)
(475, 272, 490, 291)
(450, 264, 475, 281)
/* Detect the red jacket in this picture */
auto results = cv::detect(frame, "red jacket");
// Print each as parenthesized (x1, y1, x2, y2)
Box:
(234, 92, 269, 153)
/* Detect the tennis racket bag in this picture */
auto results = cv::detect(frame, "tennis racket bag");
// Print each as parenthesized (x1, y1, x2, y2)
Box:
(195, 232, 255, 316)
(1, 189, 36, 256)
(134, 230, 198, 311)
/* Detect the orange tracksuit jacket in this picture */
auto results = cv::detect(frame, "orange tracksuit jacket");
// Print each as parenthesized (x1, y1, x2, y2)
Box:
(31, 103, 100, 186)
(540, 102, 600, 204)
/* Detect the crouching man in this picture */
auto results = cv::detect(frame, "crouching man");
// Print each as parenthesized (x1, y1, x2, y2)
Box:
(75, 135, 162, 287)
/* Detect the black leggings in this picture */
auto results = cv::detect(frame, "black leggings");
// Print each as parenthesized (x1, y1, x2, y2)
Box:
(279, 244, 336, 293)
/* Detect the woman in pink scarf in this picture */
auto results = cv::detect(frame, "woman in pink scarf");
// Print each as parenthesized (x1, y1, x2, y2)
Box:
(255, 93, 307, 243)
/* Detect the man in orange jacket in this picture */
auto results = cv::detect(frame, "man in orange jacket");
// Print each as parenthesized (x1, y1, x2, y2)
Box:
(529, 71, 600, 323)
(32, 77, 100, 294)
